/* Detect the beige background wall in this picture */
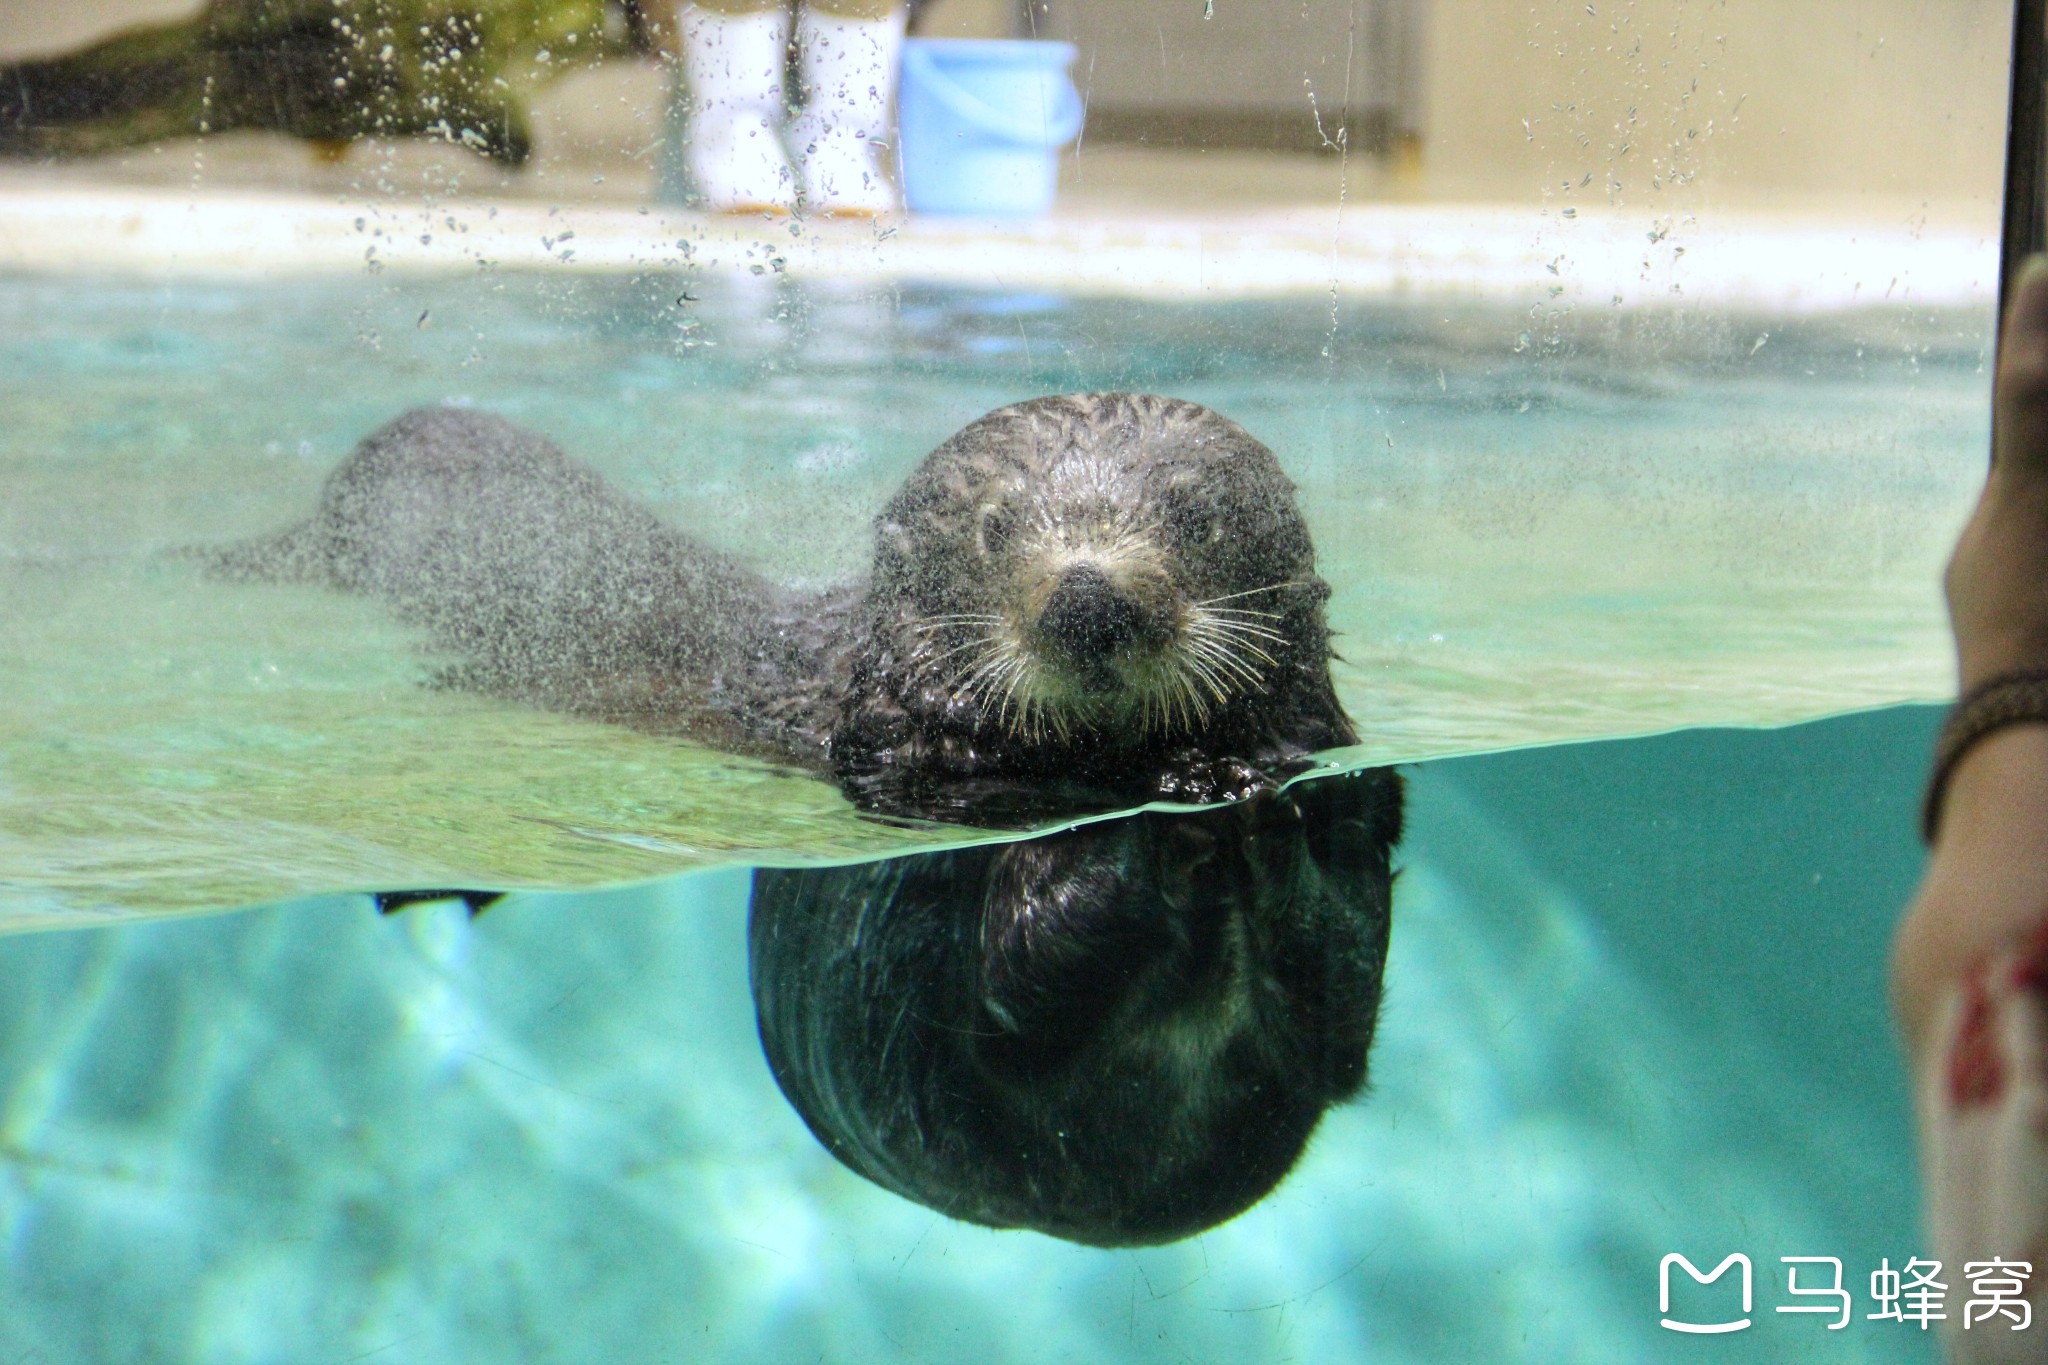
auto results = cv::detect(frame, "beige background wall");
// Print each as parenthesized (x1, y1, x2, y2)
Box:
(0, 0, 2014, 214)
(1, 0, 196, 55)
(1417, 0, 2008, 217)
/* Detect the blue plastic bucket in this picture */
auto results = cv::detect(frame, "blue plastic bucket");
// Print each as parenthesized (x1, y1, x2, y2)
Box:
(897, 39, 1084, 218)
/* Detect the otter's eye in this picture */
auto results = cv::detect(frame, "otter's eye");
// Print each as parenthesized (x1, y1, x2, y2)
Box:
(1164, 499, 1217, 548)
(978, 505, 1016, 556)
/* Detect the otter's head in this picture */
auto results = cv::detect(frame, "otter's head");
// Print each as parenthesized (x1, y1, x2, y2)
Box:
(868, 393, 1327, 742)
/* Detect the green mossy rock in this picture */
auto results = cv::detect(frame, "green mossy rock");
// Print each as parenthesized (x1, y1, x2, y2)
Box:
(0, 0, 661, 166)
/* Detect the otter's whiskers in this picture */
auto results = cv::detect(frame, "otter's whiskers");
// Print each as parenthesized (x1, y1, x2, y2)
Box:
(912, 613, 1007, 670)
(917, 581, 1304, 744)
(1124, 586, 1297, 739)
(967, 642, 1071, 743)
(914, 615, 1067, 744)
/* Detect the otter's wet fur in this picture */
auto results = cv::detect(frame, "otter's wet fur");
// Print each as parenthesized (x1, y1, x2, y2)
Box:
(752, 769, 1400, 1246)
(214, 394, 1360, 823)
(205, 405, 860, 766)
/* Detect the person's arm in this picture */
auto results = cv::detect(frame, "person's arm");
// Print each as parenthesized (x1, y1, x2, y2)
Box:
(1896, 729, 2048, 1053)
(1898, 255, 2048, 1050)
(1893, 258, 2048, 1357)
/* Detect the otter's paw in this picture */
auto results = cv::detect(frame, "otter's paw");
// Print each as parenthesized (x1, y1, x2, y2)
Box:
(1153, 757, 1276, 806)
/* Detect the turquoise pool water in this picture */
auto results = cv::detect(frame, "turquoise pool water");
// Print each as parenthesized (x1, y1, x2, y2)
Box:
(0, 273, 1989, 923)
(0, 270, 1987, 1358)
(0, 707, 1936, 1362)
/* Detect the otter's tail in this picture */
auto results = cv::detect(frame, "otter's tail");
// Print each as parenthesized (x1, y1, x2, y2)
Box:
(177, 521, 332, 586)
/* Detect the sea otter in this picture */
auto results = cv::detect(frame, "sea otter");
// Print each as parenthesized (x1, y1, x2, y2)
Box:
(212, 394, 1361, 822)
(211, 393, 1403, 1245)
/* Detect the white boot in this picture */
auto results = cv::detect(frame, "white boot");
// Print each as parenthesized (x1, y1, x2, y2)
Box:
(680, 6, 796, 213)
(791, 8, 905, 216)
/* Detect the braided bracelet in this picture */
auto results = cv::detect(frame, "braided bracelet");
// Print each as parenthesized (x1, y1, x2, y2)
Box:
(1923, 670, 2048, 844)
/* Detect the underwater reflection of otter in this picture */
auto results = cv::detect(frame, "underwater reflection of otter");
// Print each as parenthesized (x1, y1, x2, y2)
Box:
(751, 768, 1400, 1247)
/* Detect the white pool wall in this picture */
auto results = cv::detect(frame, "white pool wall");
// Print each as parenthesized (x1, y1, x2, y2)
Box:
(0, 181, 1996, 312)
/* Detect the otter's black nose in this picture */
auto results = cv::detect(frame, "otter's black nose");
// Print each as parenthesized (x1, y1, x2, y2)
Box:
(1039, 563, 1144, 666)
